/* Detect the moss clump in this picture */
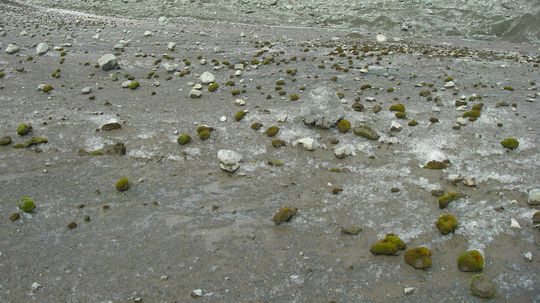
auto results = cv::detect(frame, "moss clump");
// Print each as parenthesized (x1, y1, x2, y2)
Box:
(115, 177, 130, 191)
(272, 207, 298, 225)
(17, 123, 32, 136)
(208, 82, 219, 92)
(370, 234, 406, 255)
(17, 196, 36, 213)
(419, 90, 431, 97)
(395, 112, 407, 119)
(177, 134, 191, 145)
(10, 212, 21, 221)
(198, 129, 211, 140)
(341, 225, 362, 235)
(373, 105, 382, 113)
(457, 250, 484, 272)
(424, 160, 449, 170)
(0, 71, 5, 78)
(67, 222, 78, 230)
(289, 93, 299, 101)
(336, 119, 351, 133)
(251, 122, 263, 130)
(436, 213, 458, 235)
(231, 89, 241, 96)
(503, 86, 514, 91)
(463, 110, 481, 118)
(268, 159, 285, 167)
(127, 81, 140, 90)
(404, 247, 432, 270)
(269, 139, 285, 148)
(0, 136, 12, 146)
(500, 137, 519, 150)
(408, 120, 418, 126)
(438, 191, 461, 209)
(20, 137, 48, 148)
(276, 79, 285, 85)
(235, 110, 247, 121)
(41, 84, 54, 93)
(265, 126, 279, 137)
(389, 103, 405, 112)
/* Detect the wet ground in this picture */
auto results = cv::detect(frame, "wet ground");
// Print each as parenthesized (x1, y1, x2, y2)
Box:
(0, 0, 539, 302)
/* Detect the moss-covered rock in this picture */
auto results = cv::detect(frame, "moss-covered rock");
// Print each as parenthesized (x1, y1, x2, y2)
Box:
(289, 93, 299, 101)
(272, 207, 297, 225)
(457, 250, 484, 272)
(436, 213, 458, 235)
(389, 103, 405, 112)
(272, 139, 286, 148)
(408, 120, 418, 126)
(265, 126, 279, 137)
(251, 122, 263, 130)
(127, 81, 140, 90)
(235, 110, 247, 121)
(395, 112, 407, 119)
(208, 82, 219, 92)
(67, 222, 78, 230)
(17, 196, 36, 212)
(101, 122, 122, 131)
(0, 136, 12, 146)
(532, 211, 540, 224)
(9, 212, 20, 221)
(336, 119, 351, 133)
(404, 247, 432, 269)
(463, 110, 481, 118)
(373, 105, 382, 113)
(198, 129, 211, 140)
(115, 177, 130, 191)
(177, 134, 191, 145)
(353, 124, 380, 140)
(500, 137, 519, 150)
(370, 234, 406, 255)
(341, 225, 362, 235)
(268, 159, 285, 167)
(40, 84, 54, 93)
(469, 274, 496, 299)
(21, 137, 48, 148)
(424, 160, 449, 170)
(17, 123, 32, 136)
(438, 191, 461, 209)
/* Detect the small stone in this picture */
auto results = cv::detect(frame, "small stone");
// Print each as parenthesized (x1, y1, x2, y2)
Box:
(444, 81, 456, 88)
(532, 211, 540, 224)
(5, 43, 20, 54)
(235, 99, 246, 106)
(390, 121, 402, 131)
(528, 189, 540, 205)
(98, 54, 118, 71)
(31, 282, 42, 293)
(167, 42, 176, 50)
(234, 63, 244, 70)
(9, 212, 20, 221)
(81, 87, 91, 94)
(463, 178, 476, 187)
(334, 144, 355, 159)
(101, 122, 121, 131)
(294, 138, 316, 151)
(403, 287, 415, 295)
(510, 218, 521, 229)
(191, 289, 203, 298)
(36, 42, 49, 55)
(160, 275, 169, 281)
(219, 116, 227, 122)
(217, 149, 242, 173)
(523, 252, 533, 262)
(144, 30, 153, 37)
(38, 84, 54, 93)
(67, 222, 77, 230)
(353, 124, 380, 140)
(469, 274, 496, 299)
(341, 225, 362, 235)
(0, 136, 12, 146)
(190, 89, 202, 98)
(200, 71, 215, 84)
(272, 207, 298, 224)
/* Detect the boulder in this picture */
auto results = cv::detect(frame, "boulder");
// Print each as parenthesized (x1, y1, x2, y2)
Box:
(299, 87, 342, 129)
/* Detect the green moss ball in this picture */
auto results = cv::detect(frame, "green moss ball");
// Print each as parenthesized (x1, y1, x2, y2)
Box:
(115, 177, 130, 192)
(436, 213, 458, 235)
(457, 250, 485, 272)
(177, 134, 191, 145)
(17, 123, 32, 136)
(17, 196, 36, 213)
(336, 119, 351, 133)
(500, 137, 519, 150)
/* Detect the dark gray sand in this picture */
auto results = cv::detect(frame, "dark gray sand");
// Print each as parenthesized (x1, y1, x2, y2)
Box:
(0, 0, 539, 302)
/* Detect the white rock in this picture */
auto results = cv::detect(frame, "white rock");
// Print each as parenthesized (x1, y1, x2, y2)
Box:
(456, 117, 467, 126)
(213, 46, 222, 53)
(189, 89, 202, 98)
(235, 70, 242, 76)
(294, 138, 316, 151)
(219, 116, 227, 122)
(5, 43, 20, 54)
(403, 287, 414, 295)
(163, 63, 179, 72)
(300, 87, 342, 129)
(167, 42, 176, 50)
(376, 34, 387, 42)
(158, 16, 168, 24)
(235, 99, 246, 106)
(448, 174, 464, 183)
(528, 189, 540, 205)
(98, 54, 118, 71)
(444, 81, 456, 88)
(92, 33, 100, 40)
(36, 42, 49, 55)
(31, 282, 42, 292)
(234, 63, 244, 70)
(200, 71, 215, 84)
(160, 275, 169, 280)
(524, 251, 533, 262)
(334, 144, 355, 159)
(390, 121, 402, 132)
(277, 114, 288, 122)
(144, 31, 153, 37)
(81, 87, 91, 94)
(510, 218, 521, 229)
(191, 289, 203, 298)
(193, 83, 202, 90)
(217, 149, 242, 173)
